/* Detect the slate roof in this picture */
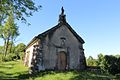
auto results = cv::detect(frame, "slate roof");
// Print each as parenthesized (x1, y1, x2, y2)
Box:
(26, 22, 85, 49)
(37, 22, 85, 43)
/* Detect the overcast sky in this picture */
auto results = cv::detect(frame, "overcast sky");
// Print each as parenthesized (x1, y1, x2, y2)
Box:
(0, 0, 120, 58)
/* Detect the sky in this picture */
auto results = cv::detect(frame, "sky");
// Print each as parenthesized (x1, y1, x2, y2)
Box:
(0, 0, 120, 58)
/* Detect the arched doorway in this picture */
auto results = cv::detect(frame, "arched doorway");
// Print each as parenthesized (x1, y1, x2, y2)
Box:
(57, 51, 67, 70)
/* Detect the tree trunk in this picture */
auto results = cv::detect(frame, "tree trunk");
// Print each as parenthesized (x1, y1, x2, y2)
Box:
(4, 39, 6, 56)
(4, 38, 9, 56)
(9, 41, 13, 53)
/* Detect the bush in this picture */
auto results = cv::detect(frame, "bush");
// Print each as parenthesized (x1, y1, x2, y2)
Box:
(0, 53, 4, 62)
(102, 55, 120, 75)
(19, 52, 24, 60)
(116, 74, 120, 79)
(0, 52, 24, 62)
(1, 53, 20, 62)
(3, 53, 15, 61)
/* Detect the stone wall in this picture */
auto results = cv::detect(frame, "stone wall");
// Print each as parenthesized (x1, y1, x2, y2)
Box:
(24, 39, 40, 67)
(42, 25, 86, 70)
(25, 24, 86, 72)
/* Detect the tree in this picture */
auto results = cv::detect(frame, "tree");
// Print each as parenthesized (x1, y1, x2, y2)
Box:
(15, 43, 26, 59)
(97, 53, 104, 67)
(9, 17, 19, 53)
(115, 54, 120, 58)
(15, 43, 26, 52)
(87, 56, 97, 66)
(6, 41, 16, 54)
(0, 13, 19, 56)
(0, 0, 41, 25)
(102, 55, 120, 75)
(0, 43, 26, 62)
(0, 46, 4, 54)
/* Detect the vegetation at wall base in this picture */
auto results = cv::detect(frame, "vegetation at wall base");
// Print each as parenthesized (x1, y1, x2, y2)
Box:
(0, 60, 120, 80)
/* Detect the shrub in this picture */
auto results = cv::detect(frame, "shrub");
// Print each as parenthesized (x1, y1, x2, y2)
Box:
(3, 53, 15, 61)
(18, 52, 24, 60)
(0, 53, 4, 62)
(115, 74, 120, 79)
(101, 55, 120, 75)
(1, 53, 20, 62)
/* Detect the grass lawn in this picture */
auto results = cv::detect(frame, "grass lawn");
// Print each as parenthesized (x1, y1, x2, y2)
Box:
(0, 60, 29, 80)
(0, 60, 119, 80)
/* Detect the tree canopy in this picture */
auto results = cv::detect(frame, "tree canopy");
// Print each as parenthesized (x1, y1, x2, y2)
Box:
(87, 54, 120, 75)
(0, 0, 41, 25)
(15, 43, 26, 52)
(0, 13, 19, 56)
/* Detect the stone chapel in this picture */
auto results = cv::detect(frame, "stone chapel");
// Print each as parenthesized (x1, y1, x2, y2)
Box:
(24, 7, 86, 72)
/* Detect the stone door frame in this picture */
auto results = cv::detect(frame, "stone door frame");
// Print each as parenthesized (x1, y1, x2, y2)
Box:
(55, 47, 70, 70)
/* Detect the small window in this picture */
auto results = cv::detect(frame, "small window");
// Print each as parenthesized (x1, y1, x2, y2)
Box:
(60, 37, 66, 46)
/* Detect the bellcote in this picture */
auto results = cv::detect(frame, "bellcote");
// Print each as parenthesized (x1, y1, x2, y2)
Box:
(58, 7, 66, 23)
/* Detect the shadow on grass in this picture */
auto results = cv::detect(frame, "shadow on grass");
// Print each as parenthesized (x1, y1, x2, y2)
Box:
(69, 70, 115, 80)
(14, 71, 63, 79)
(30, 70, 67, 77)
(0, 70, 118, 80)
(0, 70, 30, 80)
(15, 71, 30, 79)
(26, 70, 73, 79)
(0, 63, 15, 69)
(16, 70, 118, 80)
(0, 71, 17, 80)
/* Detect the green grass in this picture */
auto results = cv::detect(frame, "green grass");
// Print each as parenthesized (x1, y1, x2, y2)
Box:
(32, 71, 117, 80)
(0, 60, 119, 80)
(0, 60, 29, 80)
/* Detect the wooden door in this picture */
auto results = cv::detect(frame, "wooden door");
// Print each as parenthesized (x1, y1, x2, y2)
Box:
(57, 51, 66, 70)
